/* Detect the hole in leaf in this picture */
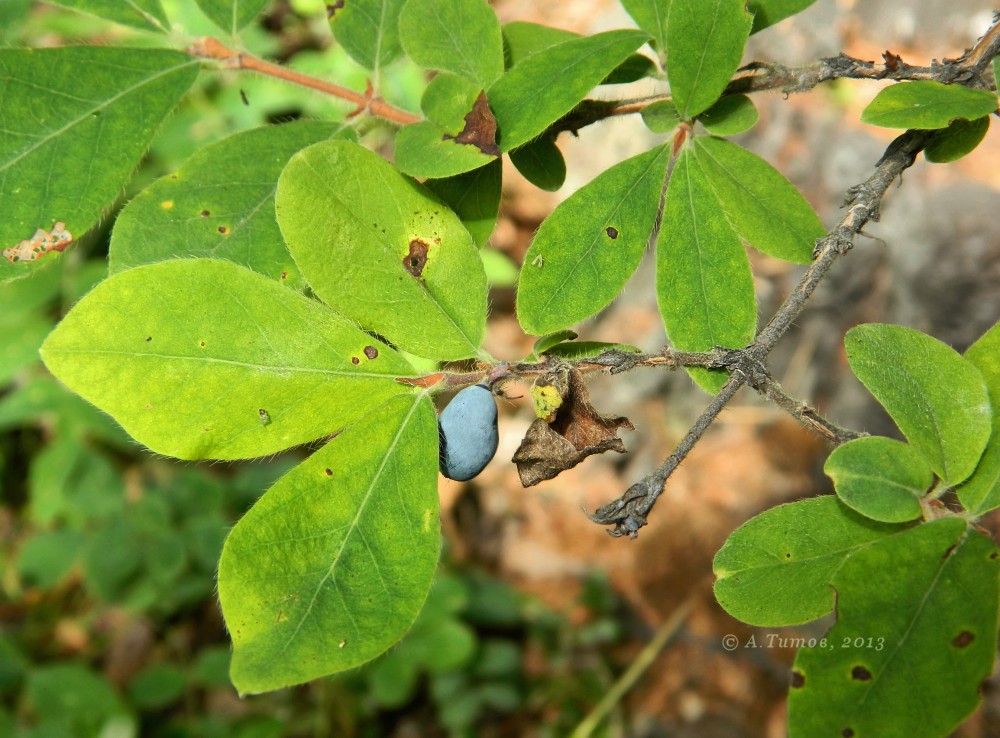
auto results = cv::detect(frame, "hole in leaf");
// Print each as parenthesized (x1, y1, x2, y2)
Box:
(790, 671, 804, 688)
(851, 666, 872, 681)
(2, 222, 74, 263)
(363, 345, 379, 360)
(404, 239, 430, 277)
(953, 631, 975, 648)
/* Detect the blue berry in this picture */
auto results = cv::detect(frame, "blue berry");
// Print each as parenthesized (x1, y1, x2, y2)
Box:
(438, 384, 499, 481)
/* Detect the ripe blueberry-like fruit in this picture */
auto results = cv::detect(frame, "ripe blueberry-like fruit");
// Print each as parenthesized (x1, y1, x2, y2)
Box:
(438, 384, 499, 481)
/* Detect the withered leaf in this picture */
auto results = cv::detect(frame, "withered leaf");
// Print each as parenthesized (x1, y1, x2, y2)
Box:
(447, 91, 500, 157)
(513, 367, 633, 487)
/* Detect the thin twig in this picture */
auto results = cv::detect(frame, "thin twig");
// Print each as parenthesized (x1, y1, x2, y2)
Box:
(747, 373, 866, 445)
(188, 37, 421, 126)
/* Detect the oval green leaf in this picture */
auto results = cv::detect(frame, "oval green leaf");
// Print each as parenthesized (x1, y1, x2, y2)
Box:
(925, 116, 990, 163)
(398, 0, 504, 88)
(219, 393, 440, 694)
(508, 137, 566, 191)
(489, 29, 650, 151)
(329, 0, 407, 71)
(747, 0, 818, 34)
(667, 0, 752, 119)
(276, 140, 487, 359)
(40, 259, 417, 460)
(641, 99, 680, 134)
(657, 147, 757, 393)
(530, 329, 579, 359)
(861, 80, 998, 129)
(958, 321, 1000, 516)
(110, 122, 351, 288)
(713, 496, 904, 627)
(0, 47, 199, 283)
(789, 522, 998, 738)
(825, 436, 931, 523)
(194, 0, 269, 34)
(394, 122, 498, 179)
(47, 0, 169, 31)
(424, 160, 502, 248)
(693, 136, 823, 264)
(698, 94, 759, 135)
(845, 323, 991, 485)
(517, 144, 669, 335)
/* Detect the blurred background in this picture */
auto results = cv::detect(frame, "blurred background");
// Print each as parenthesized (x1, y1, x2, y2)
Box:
(1, 0, 999, 736)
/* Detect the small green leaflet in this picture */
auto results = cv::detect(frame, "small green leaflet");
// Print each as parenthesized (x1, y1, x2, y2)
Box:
(424, 160, 502, 248)
(666, 0, 752, 119)
(657, 147, 756, 394)
(517, 144, 669, 335)
(398, 0, 504, 88)
(925, 116, 990, 163)
(508, 137, 566, 192)
(698, 94, 758, 135)
(40, 259, 417, 460)
(693, 136, 822, 264)
(861, 80, 998, 129)
(619, 0, 672, 54)
(219, 393, 440, 694)
(845, 324, 991, 486)
(194, 0, 270, 34)
(789, 521, 999, 738)
(329, 0, 407, 71)
(713, 496, 903, 626)
(958, 321, 1000, 516)
(0, 47, 199, 284)
(489, 29, 650, 151)
(394, 122, 497, 179)
(825, 436, 931, 523)
(46, 0, 170, 32)
(110, 122, 353, 289)
(747, 0, 818, 34)
(641, 100, 680, 134)
(275, 140, 487, 360)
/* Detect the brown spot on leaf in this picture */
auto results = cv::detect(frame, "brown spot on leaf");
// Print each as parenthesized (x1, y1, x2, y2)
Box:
(280, 271, 288, 280)
(446, 91, 500, 157)
(200, 209, 211, 217)
(605, 226, 619, 239)
(842, 730, 855, 738)
(3, 222, 74, 263)
(145, 336, 152, 342)
(324, 468, 333, 477)
(942, 544, 957, 560)
(218, 225, 230, 235)
(851, 666, 872, 681)
(790, 671, 805, 688)
(240, 88, 249, 106)
(513, 366, 634, 487)
(953, 631, 975, 648)
(351, 356, 360, 365)
(363, 345, 378, 360)
(327, 0, 344, 18)
(199, 341, 207, 348)
(404, 239, 429, 277)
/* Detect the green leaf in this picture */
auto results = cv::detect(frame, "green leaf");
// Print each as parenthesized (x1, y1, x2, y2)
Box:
(657, 148, 756, 393)
(667, 0, 752, 119)
(193, 0, 269, 34)
(845, 324, 991, 485)
(0, 313, 52, 384)
(640, 100, 680, 134)
(508, 137, 566, 191)
(127, 665, 186, 709)
(713, 496, 903, 627)
(541, 340, 643, 360)
(531, 330, 579, 359)
(746, 0, 818, 34)
(489, 29, 650, 151)
(276, 140, 487, 359)
(517, 144, 669, 335)
(698, 94, 759, 135)
(501, 21, 576, 67)
(619, 0, 671, 52)
(958, 321, 1000, 516)
(789, 521, 999, 738)
(17, 529, 83, 588)
(693, 136, 822, 264)
(394, 75, 498, 179)
(825, 436, 931, 523)
(924, 116, 990, 163)
(0, 47, 199, 284)
(46, 0, 170, 32)
(110, 122, 350, 289)
(425, 160, 502, 248)
(861, 80, 998, 129)
(602, 53, 657, 84)
(218, 393, 440, 694)
(40, 259, 417, 460)
(398, 0, 504, 88)
(26, 666, 127, 735)
(329, 0, 407, 71)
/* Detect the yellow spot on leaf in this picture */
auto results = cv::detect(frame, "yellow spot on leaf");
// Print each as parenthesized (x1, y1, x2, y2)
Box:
(161, 200, 174, 209)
